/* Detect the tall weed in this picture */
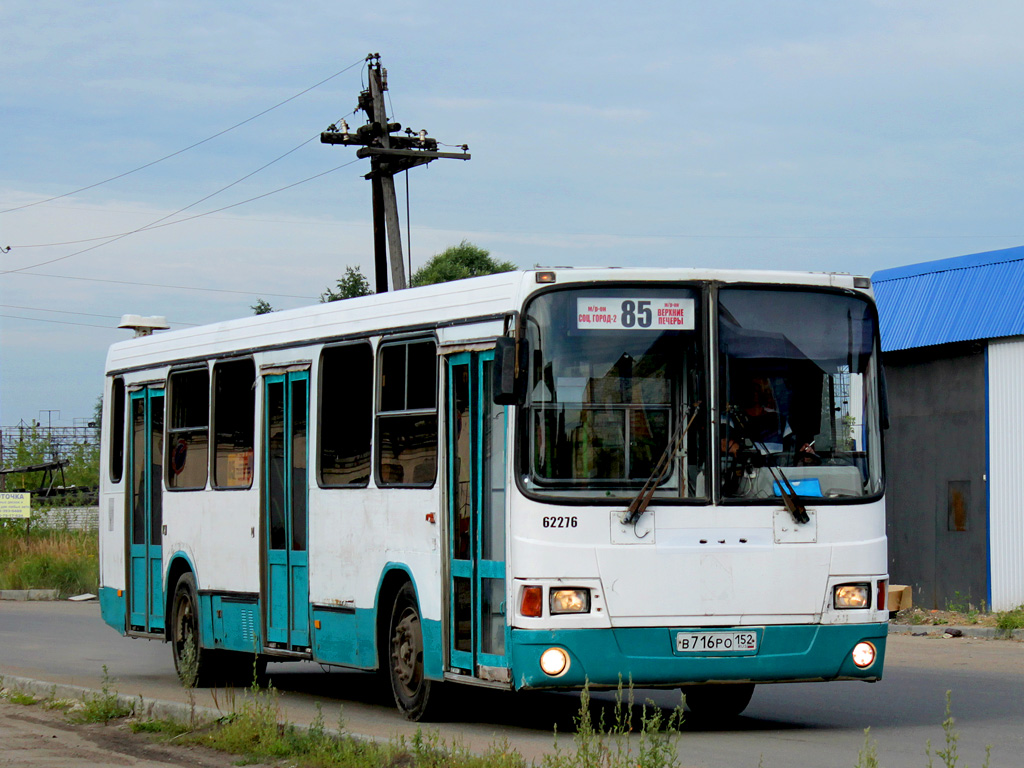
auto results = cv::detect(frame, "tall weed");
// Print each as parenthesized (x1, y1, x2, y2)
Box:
(0, 526, 97, 595)
(68, 665, 133, 724)
(543, 678, 685, 768)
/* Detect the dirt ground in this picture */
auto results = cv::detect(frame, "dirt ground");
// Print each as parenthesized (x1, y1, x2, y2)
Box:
(890, 607, 1004, 628)
(0, 698, 272, 768)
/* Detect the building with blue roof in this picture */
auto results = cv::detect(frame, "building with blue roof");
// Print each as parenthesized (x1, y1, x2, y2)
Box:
(873, 246, 1024, 612)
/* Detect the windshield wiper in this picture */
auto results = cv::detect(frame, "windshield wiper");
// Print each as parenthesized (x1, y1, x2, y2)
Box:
(726, 407, 810, 525)
(621, 402, 702, 528)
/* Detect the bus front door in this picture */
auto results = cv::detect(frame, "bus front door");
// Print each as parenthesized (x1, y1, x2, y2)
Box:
(262, 371, 310, 650)
(446, 350, 509, 681)
(127, 387, 165, 633)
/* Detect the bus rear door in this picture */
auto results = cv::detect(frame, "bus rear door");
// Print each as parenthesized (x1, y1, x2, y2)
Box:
(127, 386, 164, 633)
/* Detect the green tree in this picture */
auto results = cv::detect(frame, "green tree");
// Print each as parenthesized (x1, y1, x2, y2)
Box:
(320, 265, 374, 302)
(250, 298, 275, 315)
(410, 240, 516, 287)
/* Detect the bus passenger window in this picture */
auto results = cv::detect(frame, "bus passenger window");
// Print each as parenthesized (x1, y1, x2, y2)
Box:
(109, 377, 126, 483)
(167, 368, 210, 490)
(376, 339, 438, 487)
(319, 344, 372, 487)
(212, 359, 255, 489)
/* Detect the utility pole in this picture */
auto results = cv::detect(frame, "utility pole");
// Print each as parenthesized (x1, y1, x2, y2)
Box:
(321, 54, 470, 292)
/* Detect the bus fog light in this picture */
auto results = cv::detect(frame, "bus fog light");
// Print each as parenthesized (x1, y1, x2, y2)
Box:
(834, 584, 870, 609)
(550, 588, 590, 614)
(852, 641, 876, 668)
(540, 647, 569, 676)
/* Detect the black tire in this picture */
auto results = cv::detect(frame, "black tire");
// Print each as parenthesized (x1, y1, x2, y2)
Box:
(219, 650, 268, 688)
(682, 683, 755, 719)
(170, 573, 219, 687)
(387, 582, 441, 721)
(170, 573, 267, 688)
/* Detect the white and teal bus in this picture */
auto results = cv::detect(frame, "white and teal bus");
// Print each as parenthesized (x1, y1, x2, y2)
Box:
(98, 268, 888, 720)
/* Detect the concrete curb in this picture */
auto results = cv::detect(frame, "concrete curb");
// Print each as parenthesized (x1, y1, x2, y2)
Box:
(0, 674, 225, 726)
(0, 589, 60, 601)
(0, 674, 373, 744)
(888, 623, 1024, 641)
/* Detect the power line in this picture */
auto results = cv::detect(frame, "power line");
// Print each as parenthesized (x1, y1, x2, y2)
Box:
(8, 133, 326, 250)
(0, 304, 197, 326)
(0, 313, 117, 330)
(0, 58, 365, 216)
(1, 271, 318, 300)
(1, 158, 361, 275)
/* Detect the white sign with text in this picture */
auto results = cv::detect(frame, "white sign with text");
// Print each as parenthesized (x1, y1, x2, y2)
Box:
(576, 297, 695, 331)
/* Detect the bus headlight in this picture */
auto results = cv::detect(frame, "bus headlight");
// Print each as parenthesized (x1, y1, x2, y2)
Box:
(540, 647, 570, 676)
(550, 588, 590, 614)
(834, 584, 870, 609)
(852, 641, 877, 668)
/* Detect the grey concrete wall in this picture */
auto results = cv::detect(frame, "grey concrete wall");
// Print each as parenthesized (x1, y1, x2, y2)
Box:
(883, 342, 988, 610)
(33, 506, 99, 531)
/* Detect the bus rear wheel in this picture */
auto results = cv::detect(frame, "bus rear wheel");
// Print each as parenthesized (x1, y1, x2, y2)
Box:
(170, 573, 266, 688)
(171, 573, 218, 687)
(681, 683, 755, 719)
(387, 583, 440, 721)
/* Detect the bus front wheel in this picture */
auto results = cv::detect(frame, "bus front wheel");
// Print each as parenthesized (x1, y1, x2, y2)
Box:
(681, 683, 755, 719)
(387, 582, 440, 721)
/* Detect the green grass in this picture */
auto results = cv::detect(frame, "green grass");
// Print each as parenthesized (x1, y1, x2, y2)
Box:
(5, 689, 38, 705)
(67, 665, 134, 724)
(129, 718, 192, 736)
(0, 525, 98, 596)
(995, 605, 1024, 632)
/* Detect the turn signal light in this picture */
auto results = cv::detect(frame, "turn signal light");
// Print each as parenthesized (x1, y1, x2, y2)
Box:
(521, 586, 543, 617)
(876, 579, 887, 611)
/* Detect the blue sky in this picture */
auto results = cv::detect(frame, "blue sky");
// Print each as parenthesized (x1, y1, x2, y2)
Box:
(3, 0, 1024, 425)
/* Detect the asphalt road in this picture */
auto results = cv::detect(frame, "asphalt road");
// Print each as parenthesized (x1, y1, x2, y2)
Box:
(2, 601, 1022, 768)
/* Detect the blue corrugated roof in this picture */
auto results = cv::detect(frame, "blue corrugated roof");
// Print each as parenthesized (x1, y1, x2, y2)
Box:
(872, 245, 1024, 352)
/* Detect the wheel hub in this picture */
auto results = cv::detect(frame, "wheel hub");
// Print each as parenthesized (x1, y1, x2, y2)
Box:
(392, 610, 421, 691)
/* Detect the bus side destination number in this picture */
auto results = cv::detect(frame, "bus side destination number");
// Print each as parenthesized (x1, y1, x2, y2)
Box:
(543, 516, 578, 529)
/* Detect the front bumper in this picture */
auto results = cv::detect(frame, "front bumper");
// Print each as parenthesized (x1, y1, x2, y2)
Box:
(510, 622, 887, 690)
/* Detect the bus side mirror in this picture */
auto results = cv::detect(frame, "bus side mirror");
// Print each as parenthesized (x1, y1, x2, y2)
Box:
(493, 336, 528, 405)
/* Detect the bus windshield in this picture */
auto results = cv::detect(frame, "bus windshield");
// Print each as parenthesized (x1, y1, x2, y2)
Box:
(521, 286, 706, 500)
(718, 287, 883, 501)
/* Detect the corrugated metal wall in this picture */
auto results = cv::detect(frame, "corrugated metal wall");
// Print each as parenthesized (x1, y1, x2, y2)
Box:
(883, 344, 988, 609)
(987, 337, 1024, 610)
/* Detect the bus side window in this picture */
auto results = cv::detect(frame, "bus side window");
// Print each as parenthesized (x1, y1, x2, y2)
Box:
(376, 338, 438, 487)
(167, 368, 210, 490)
(212, 359, 255, 489)
(319, 343, 372, 487)
(109, 377, 126, 483)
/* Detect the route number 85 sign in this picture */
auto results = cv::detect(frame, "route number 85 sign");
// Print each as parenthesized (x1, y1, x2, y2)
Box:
(576, 297, 695, 331)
